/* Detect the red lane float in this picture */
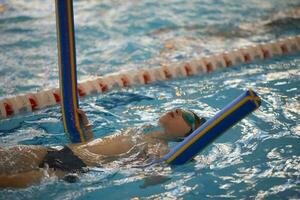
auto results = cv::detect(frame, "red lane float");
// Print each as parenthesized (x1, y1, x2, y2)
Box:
(0, 35, 299, 119)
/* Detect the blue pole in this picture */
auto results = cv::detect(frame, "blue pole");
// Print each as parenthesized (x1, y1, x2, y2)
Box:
(55, 0, 87, 143)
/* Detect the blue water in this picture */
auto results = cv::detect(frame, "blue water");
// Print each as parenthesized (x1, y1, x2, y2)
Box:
(0, 0, 300, 199)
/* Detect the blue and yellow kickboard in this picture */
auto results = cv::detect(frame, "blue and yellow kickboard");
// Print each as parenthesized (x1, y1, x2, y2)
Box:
(55, 0, 87, 143)
(163, 89, 261, 165)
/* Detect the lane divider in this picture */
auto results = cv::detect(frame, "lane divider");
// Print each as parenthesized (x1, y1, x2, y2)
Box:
(0, 35, 299, 119)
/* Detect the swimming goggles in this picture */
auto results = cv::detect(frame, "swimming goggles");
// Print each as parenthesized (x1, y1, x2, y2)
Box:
(181, 109, 197, 132)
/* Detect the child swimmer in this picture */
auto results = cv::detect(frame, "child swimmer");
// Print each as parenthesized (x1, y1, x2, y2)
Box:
(0, 108, 206, 188)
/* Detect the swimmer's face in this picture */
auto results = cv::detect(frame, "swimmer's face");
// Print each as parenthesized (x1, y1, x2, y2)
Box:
(159, 108, 193, 141)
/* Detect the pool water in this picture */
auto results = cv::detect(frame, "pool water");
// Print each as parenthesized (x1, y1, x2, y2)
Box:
(0, 0, 300, 199)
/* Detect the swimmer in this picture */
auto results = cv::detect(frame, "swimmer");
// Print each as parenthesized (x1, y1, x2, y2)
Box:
(0, 108, 206, 188)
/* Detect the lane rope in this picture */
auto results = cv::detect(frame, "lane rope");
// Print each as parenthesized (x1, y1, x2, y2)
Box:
(0, 35, 299, 119)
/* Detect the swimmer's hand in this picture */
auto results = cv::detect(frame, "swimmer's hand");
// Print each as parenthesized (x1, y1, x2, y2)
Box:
(77, 109, 93, 141)
(77, 109, 89, 125)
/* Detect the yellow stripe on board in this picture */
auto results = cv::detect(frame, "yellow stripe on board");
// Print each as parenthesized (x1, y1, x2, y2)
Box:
(66, 0, 86, 143)
(166, 95, 258, 163)
(248, 89, 260, 108)
(55, 0, 71, 141)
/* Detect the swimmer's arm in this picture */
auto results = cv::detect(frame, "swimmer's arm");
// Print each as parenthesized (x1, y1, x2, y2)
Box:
(0, 169, 66, 188)
(85, 128, 94, 141)
(0, 170, 44, 188)
(78, 109, 94, 141)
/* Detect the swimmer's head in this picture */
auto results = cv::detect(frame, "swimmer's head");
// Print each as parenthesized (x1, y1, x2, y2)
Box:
(159, 108, 206, 142)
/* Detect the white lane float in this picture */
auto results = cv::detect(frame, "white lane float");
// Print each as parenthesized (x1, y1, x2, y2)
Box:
(0, 35, 299, 119)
